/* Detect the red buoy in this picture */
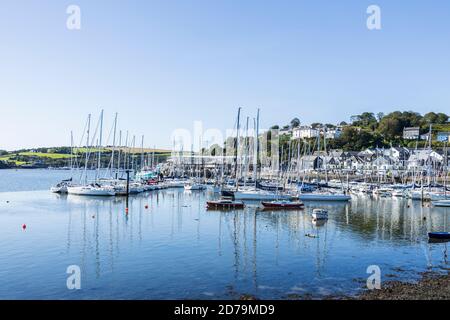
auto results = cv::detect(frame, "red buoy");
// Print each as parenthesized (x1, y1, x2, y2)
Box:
(145, 205, 149, 209)
(125, 208, 129, 214)
(22, 224, 26, 230)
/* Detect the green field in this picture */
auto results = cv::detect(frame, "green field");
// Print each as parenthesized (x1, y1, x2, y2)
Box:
(0, 155, 27, 165)
(18, 152, 74, 159)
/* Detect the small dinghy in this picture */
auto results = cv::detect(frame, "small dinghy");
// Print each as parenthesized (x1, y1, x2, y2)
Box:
(312, 208, 328, 220)
(261, 200, 304, 209)
(206, 198, 245, 210)
(428, 232, 450, 240)
(432, 200, 450, 207)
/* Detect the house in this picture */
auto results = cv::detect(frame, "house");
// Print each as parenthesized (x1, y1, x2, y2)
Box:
(297, 155, 323, 170)
(388, 147, 410, 161)
(407, 149, 444, 169)
(403, 127, 420, 140)
(324, 128, 342, 139)
(292, 126, 319, 139)
(437, 132, 450, 142)
(323, 156, 340, 169)
(371, 155, 395, 172)
(279, 127, 292, 136)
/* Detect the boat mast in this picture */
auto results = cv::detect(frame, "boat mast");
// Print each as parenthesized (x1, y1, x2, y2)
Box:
(70, 130, 74, 175)
(235, 107, 241, 190)
(84, 114, 91, 185)
(111, 112, 118, 178)
(253, 108, 260, 189)
(116, 130, 122, 179)
(96, 109, 104, 182)
(141, 135, 144, 171)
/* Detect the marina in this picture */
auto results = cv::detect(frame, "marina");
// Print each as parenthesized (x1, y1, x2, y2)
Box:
(0, 169, 450, 299)
(1, 1, 450, 305)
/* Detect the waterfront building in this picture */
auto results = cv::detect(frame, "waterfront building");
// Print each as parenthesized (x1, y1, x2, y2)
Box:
(292, 126, 319, 139)
(403, 127, 420, 140)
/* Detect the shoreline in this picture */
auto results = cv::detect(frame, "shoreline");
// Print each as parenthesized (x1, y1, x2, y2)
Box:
(347, 269, 450, 300)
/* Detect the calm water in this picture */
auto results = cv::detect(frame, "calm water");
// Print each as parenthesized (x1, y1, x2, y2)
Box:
(0, 170, 449, 299)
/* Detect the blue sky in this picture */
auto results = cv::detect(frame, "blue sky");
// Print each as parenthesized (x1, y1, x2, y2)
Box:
(1, 0, 449, 150)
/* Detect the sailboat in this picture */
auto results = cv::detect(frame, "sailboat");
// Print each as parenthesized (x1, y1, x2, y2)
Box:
(67, 111, 117, 197)
(67, 184, 116, 196)
(297, 126, 351, 202)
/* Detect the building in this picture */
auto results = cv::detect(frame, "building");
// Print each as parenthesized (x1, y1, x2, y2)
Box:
(292, 126, 319, 139)
(403, 127, 420, 140)
(437, 132, 450, 142)
(324, 128, 342, 139)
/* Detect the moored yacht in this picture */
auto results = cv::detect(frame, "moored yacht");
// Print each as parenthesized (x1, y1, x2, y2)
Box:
(298, 192, 351, 201)
(67, 184, 116, 196)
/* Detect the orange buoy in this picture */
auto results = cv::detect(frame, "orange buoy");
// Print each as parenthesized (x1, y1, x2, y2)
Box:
(22, 224, 26, 230)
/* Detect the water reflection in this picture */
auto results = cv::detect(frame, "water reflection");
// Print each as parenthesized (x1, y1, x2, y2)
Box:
(1, 189, 449, 299)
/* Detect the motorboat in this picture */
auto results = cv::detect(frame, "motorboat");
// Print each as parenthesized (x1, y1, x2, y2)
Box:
(428, 232, 450, 240)
(206, 198, 245, 209)
(261, 200, 304, 209)
(50, 178, 73, 194)
(312, 208, 328, 220)
(432, 200, 450, 207)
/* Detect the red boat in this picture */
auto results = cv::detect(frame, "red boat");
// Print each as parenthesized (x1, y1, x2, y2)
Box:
(206, 199, 245, 210)
(261, 200, 304, 209)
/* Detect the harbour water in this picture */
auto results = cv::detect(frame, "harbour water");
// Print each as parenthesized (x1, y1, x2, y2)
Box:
(0, 169, 449, 299)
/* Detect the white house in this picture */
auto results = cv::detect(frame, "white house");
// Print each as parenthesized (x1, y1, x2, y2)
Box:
(292, 126, 319, 139)
(323, 128, 341, 139)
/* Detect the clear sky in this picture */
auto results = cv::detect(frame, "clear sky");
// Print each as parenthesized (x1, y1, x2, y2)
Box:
(1, 0, 449, 151)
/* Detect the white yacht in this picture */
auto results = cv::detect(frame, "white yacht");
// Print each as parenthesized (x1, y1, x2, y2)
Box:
(298, 192, 351, 201)
(233, 190, 294, 201)
(432, 200, 450, 207)
(184, 183, 207, 191)
(67, 184, 115, 196)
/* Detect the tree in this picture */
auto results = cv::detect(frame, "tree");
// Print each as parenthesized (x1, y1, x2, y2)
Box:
(376, 112, 384, 121)
(290, 118, 300, 128)
(351, 112, 378, 131)
(423, 112, 439, 125)
(332, 127, 385, 151)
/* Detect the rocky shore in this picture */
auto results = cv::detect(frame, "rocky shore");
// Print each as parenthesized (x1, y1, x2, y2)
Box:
(354, 270, 450, 300)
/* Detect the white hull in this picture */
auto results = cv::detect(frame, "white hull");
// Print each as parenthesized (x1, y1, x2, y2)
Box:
(298, 193, 351, 201)
(233, 191, 293, 201)
(312, 213, 328, 220)
(51, 186, 68, 193)
(67, 186, 115, 196)
(166, 180, 187, 188)
(184, 184, 206, 191)
(433, 200, 450, 207)
(312, 209, 328, 220)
